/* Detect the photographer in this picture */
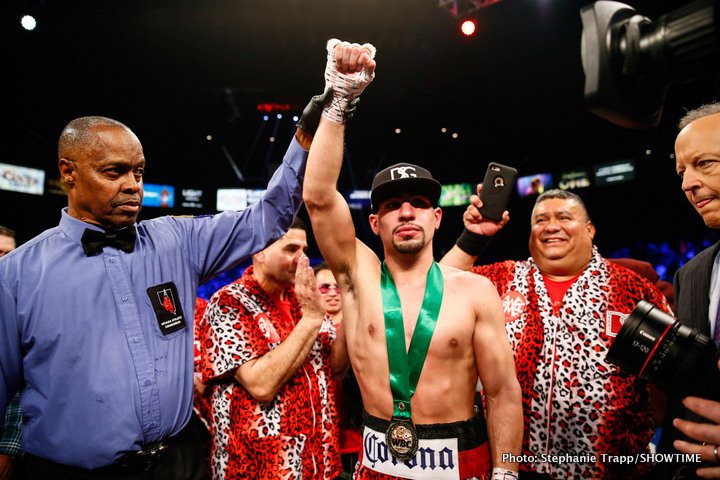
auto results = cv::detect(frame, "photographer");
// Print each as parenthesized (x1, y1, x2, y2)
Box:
(662, 103, 720, 479)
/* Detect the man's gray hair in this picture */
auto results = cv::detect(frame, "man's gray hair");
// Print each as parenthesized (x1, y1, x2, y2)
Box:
(678, 102, 720, 130)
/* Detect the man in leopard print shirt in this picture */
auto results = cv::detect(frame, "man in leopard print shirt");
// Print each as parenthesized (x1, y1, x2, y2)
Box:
(201, 219, 347, 479)
(442, 189, 672, 479)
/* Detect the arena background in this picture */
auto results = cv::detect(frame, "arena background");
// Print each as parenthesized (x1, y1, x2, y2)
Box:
(2, 0, 718, 295)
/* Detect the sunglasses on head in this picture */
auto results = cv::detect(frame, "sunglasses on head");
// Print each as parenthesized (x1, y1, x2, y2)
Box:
(318, 283, 341, 294)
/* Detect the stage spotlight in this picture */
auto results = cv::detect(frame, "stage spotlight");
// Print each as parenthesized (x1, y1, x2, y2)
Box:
(263, 115, 269, 121)
(460, 19, 477, 36)
(21, 15, 36, 31)
(276, 114, 282, 120)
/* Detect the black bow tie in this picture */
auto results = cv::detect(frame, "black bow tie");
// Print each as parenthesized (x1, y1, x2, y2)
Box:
(81, 227, 137, 256)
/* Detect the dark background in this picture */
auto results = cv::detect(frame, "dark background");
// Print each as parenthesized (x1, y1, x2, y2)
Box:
(2, 0, 719, 280)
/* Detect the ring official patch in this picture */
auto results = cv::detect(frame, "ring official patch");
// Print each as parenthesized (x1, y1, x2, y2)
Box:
(147, 282, 187, 335)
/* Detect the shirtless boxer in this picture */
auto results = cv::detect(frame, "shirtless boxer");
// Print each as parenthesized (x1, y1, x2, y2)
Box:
(302, 39, 522, 480)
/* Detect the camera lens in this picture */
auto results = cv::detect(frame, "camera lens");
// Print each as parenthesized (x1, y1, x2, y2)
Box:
(580, 0, 720, 128)
(606, 300, 718, 396)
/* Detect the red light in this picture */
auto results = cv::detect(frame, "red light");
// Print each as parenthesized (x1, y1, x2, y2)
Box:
(460, 19, 477, 36)
(256, 103, 297, 113)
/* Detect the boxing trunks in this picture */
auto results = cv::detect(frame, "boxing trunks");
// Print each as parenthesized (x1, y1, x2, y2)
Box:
(354, 411, 491, 480)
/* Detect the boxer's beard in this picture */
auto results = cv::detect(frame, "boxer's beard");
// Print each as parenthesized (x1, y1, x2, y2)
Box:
(392, 226, 426, 255)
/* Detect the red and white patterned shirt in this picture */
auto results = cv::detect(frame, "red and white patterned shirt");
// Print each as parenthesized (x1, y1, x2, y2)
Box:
(473, 248, 672, 479)
(201, 267, 341, 480)
(193, 297, 211, 430)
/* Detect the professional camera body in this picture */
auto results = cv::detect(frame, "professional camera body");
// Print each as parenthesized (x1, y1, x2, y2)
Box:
(580, 0, 720, 128)
(607, 300, 720, 400)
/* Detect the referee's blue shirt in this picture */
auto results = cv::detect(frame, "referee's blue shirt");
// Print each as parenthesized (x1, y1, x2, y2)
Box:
(0, 138, 307, 468)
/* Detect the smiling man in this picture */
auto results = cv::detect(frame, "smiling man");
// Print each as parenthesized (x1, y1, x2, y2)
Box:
(0, 111, 318, 479)
(442, 189, 672, 479)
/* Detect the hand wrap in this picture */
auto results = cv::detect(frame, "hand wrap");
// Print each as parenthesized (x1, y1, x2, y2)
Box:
(322, 38, 376, 123)
(491, 467, 519, 480)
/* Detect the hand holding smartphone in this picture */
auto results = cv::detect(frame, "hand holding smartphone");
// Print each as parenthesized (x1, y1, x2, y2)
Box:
(478, 162, 518, 222)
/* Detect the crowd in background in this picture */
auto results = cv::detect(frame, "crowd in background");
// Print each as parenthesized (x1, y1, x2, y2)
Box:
(2, 38, 720, 480)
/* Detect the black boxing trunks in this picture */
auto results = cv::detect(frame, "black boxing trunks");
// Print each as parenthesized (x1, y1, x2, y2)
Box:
(355, 411, 491, 480)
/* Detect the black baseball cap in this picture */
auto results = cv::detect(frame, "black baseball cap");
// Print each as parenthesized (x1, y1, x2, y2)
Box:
(370, 163, 442, 212)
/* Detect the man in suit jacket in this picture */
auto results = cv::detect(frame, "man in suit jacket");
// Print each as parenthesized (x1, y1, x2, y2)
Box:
(659, 102, 720, 479)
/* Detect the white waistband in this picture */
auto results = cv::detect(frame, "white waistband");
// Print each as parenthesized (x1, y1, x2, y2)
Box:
(361, 425, 461, 480)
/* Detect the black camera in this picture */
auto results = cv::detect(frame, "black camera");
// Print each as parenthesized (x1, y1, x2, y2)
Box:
(606, 300, 720, 399)
(580, 0, 720, 129)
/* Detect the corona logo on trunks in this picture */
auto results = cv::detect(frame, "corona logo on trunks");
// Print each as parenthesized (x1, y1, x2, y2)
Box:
(362, 426, 460, 479)
(501, 291, 526, 323)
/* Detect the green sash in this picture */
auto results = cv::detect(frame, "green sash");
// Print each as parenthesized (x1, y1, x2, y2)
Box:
(381, 261, 444, 420)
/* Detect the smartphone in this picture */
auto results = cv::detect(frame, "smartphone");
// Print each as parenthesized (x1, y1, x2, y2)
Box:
(478, 162, 518, 222)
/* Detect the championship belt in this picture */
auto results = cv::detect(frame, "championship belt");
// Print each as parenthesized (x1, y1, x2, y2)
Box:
(380, 261, 444, 462)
